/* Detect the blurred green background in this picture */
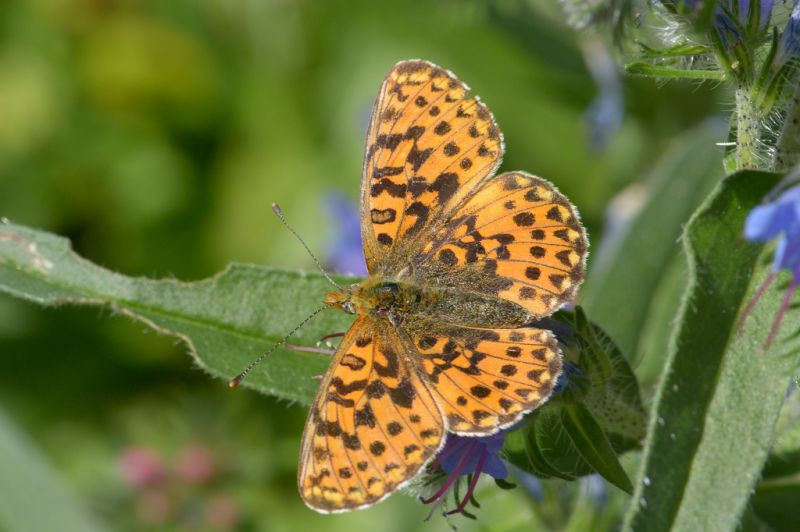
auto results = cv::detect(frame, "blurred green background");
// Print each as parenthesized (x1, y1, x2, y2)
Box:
(0, 0, 723, 530)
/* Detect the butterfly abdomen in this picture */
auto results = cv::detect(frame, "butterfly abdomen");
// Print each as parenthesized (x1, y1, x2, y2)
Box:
(412, 285, 530, 328)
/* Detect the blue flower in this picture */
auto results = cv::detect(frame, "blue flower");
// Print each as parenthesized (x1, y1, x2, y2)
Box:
(553, 360, 583, 395)
(419, 359, 583, 519)
(742, 183, 800, 345)
(420, 429, 510, 519)
(666, 0, 773, 31)
(324, 193, 367, 276)
(776, 1, 800, 67)
(715, 0, 774, 48)
(582, 39, 624, 152)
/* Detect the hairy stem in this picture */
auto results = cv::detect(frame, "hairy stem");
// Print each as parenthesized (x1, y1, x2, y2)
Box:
(736, 86, 760, 170)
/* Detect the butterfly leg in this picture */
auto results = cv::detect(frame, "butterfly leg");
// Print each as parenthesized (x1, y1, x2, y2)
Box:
(285, 343, 336, 356)
(282, 343, 337, 381)
(316, 331, 346, 350)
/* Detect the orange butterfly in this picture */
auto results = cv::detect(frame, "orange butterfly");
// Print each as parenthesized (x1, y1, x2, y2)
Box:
(299, 60, 588, 512)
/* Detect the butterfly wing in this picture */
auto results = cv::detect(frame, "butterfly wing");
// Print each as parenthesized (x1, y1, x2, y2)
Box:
(411, 171, 588, 319)
(361, 60, 504, 275)
(298, 315, 445, 513)
(398, 321, 562, 434)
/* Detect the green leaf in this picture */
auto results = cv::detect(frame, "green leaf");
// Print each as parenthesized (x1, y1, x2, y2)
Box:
(624, 62, 724, 80)
(623, 171, 800, 531)
(582, 121, 725, 359)
(505, 309, 644, 484)
(0, 409, 107, 532)
(503, 420, 575, 480)
(752, 474, 800, 530)
(633, 254, 686, 387)
(0, 220, 352, 405)
(531, 405, 593, 479)
(637, 42, 712, 59)
(560, 402, 633, 494)
(557, 308, 646, 449)
(493, 478, 517, 490)
(750, 390, 800, 530)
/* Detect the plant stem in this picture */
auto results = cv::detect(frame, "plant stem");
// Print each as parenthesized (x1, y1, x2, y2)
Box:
(736, 86, 760, 170)
(775, 84, 800, 170)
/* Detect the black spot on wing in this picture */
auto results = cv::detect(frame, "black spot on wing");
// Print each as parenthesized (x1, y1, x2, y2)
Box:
(438, 248, 457, 267)
(407, 145, 433, 172)
(371, 178, 406, 198)
(389, 378, 416, 408)
(372, 166, 404, 179)
(513, 212, 535, 227)
(375, 133, 403, 151)
(370, 208, 397, 225)
(330, 377, 368, 394)
(369, 441, 386, 456)
(404, 201, 430, 237)
(434, 121, 452, 135)
(546, 206, 563, 222)
(355, 404, 377, 428)
(429, 172, 459, 205)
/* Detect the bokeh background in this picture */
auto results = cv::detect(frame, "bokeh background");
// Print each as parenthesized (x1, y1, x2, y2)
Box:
(0, 0, 723, 530)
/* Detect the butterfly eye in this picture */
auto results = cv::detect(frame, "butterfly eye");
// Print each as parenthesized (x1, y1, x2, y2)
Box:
(343, 302, 356, 314)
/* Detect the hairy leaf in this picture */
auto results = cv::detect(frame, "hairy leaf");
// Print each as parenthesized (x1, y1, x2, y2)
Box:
(623, 171, 800, 531)
(0, 220, 353, 404)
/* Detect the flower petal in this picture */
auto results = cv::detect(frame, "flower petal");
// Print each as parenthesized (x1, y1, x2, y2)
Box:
(481, 454, 508, 479)
(744, 202, 795, 241)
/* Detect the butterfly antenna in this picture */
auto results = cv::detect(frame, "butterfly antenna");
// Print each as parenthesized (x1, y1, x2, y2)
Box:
(228, 305, 327, 388)
(272, 203, 343, 290)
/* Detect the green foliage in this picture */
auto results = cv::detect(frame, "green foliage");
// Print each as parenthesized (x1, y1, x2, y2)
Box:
(624, 170, 800, 531)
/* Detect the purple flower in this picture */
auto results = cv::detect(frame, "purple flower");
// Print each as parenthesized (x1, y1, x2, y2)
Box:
(325, 193, 367, 276)
(420, 430, 510, 519)
(742, 183, 800, 345)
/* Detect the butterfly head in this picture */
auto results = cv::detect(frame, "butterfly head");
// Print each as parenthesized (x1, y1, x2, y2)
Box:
(324, 287, 359, 314)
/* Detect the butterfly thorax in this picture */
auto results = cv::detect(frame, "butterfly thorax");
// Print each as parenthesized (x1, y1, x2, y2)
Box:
(324, 277, 436, 319)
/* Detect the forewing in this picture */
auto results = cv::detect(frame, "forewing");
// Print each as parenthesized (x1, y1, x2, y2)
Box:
(298, 316, 444, 513)
(413, 171, 588, 319)
(400, 322, 562, 434)
(361, 60, 504, 274)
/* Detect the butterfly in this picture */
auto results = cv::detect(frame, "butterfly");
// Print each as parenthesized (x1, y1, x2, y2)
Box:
(298, 60, 588, 513)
